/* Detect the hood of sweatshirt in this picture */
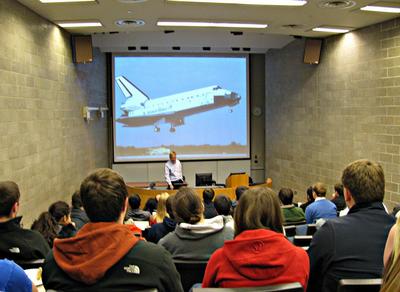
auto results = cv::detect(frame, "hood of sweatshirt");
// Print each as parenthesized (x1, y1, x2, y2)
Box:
(53, 222, 138, 285)
(223, 229, 300, 280)
(175, 215, 224, 240)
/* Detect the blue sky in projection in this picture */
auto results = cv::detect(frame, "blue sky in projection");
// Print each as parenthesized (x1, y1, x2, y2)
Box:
(114, 56, 248, 148)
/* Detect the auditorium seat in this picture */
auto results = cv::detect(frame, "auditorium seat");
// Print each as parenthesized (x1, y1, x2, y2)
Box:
(174, 259, 208, 292)
(283, 220, 306, 226)
(15, 259, 45, 269)
(192, 282, 303, 291)
(283, 225, 296, 237)
(337, 279, 382, 292)
(306, 224, 317, 235)
(293, 235, 313, 247)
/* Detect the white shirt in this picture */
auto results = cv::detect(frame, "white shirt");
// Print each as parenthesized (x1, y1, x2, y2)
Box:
(164, 159, 183, 186)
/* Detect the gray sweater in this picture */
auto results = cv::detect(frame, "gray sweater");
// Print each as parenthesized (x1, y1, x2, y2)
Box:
(158, 215, 234, 260)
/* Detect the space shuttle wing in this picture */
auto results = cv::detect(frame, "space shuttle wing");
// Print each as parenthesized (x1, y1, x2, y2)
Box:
(116, 76, 150, 104)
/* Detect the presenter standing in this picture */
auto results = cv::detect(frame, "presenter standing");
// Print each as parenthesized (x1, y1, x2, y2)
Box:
(165, 151, 184, 189)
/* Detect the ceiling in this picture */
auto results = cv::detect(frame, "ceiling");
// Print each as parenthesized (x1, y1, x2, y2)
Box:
(16, 0, 400, 52)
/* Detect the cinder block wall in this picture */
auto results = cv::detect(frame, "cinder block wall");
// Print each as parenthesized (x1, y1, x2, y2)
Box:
(0, 0, 108, 225)
(266, 18, 400, 210)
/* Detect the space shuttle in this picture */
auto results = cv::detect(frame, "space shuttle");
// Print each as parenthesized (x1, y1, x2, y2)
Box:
(115, 76, 241, 132)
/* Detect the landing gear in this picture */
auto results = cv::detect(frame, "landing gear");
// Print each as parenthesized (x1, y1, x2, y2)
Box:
(169, 127, 176, 133)
(154, 126, 160, 132)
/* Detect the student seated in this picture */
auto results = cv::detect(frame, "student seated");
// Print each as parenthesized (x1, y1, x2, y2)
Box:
(145, 195, 176, 243)
(202, 187, 309, 289)
(42, 168, 183, 292)
(0, 181, 50, 261)
(126, 194, 151, 221)
(305, 183, 337, 223)
(203, 189, 218, 219)
(300, 186, 314, 212)
(213, 195, 234, 230)
(31, 201, 76, 247)
(158, 187, 234, 260)
(0, 259, 38, 292)
(232, 186, 248, 209)
(308, 160, 395, 292)
(381, 217, 400, 292)
(152, 192, 169, 224)
(278, 188, 305, 224)
(330, 183, 346, 211)
(70, 190, 89, 230)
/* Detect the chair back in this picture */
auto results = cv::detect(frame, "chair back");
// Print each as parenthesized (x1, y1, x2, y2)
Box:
(174, 259, 208, 292)
(283, 225, 296, 237)
(293, 235, 313, 247)
(337, 278, 382, 292)
(15, 259, 45, 269)
(193, 282, 303, 291)
(306, 224, 317, 235)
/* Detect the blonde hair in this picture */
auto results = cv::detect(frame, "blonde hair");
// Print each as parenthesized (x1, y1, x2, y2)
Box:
(381, 217, 400, 292)
(154, 193, 170, 223)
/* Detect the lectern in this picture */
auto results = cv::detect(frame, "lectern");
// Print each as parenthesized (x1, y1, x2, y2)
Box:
(225, 173, 249, 188)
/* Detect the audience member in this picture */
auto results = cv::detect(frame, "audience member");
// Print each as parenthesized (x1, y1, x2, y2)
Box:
(331, 183, 346, 211)
(232, 186, 248, 209)
(152, 192, 170, 223)
(203, 189, 218, 219)
(126, 194, 151, 221)
(145, 195, 176, 243)
(144, 197, 158, 214)
(381, 217, 400, 292)
(0, 259, 37, 292)
(70, 190, 89, 230)
(202, 187, 309, 289)
(305, 183, 337, 223)
(31, 201, 77, 247)
(159, 187, 233, 260)
(392, 204, 400, 219)
(213, 195, 234, 230)
(278, 188, 305, 224)
(300, 186, 314, 212)
(42, 168, 183, 292)
(308, 159, 395, 292)
(0, 181, 50, 261)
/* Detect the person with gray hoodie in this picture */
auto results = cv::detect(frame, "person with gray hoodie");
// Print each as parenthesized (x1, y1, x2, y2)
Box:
(158, 187, 234, 260)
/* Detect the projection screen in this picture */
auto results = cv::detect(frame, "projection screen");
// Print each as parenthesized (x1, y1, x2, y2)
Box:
(112, 54, 249, 162)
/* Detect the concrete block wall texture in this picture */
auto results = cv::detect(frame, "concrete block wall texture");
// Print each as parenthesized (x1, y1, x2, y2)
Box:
(0, 0, 108, 225)
(266, 17, 400, 211)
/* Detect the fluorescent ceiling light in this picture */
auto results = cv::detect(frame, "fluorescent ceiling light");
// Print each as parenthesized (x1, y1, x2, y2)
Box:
(167, 0, 307, 6)
(57, 21, 102, 28)
(360, 4, 400, 13)
(39, 0, 96, 3)
(157, 21, 268, 28)
(313, 27, 350, 33)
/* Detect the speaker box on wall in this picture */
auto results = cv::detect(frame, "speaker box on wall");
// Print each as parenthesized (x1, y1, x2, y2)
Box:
(72, 35, 93, 64)
(304, 39, 322, 65)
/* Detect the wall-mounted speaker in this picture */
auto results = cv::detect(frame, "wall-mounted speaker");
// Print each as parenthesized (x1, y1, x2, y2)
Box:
(72, 35, 93, 64)
(303, 39, 322, 65)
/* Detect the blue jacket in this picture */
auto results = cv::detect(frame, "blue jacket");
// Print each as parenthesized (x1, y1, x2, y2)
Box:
(305, 198, 337, 223)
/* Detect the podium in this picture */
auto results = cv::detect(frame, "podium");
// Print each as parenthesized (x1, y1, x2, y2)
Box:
(225, 173, 249, 188)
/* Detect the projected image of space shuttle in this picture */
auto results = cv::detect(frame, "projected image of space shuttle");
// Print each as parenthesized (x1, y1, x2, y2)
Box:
(115, 76, 241, 132)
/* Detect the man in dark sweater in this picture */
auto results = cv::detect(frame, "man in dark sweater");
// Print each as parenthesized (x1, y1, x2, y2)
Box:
(0, 181, 50, 261)
(203, 189, 218, 219)
(308, 160, 395, 292)
(43, 168, 183, 292)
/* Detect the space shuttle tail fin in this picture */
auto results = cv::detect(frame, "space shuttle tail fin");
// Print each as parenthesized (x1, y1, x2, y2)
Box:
(116, 76, 150, 104)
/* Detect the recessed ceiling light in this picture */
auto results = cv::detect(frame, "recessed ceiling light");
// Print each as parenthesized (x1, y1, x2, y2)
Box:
(39, 0, 96, 3)
(318, 0, 356, 9)
(360, 2, 400, 13)
(56, 21, 102, 28)
(157, 20, 268, 28)
(167, 0, 307, 6)
(312, 26, 350, 33)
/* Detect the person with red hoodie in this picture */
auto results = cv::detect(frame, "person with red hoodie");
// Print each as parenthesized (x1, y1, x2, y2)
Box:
(42, 168, 183, 292)
(202, 187, 309, 290)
